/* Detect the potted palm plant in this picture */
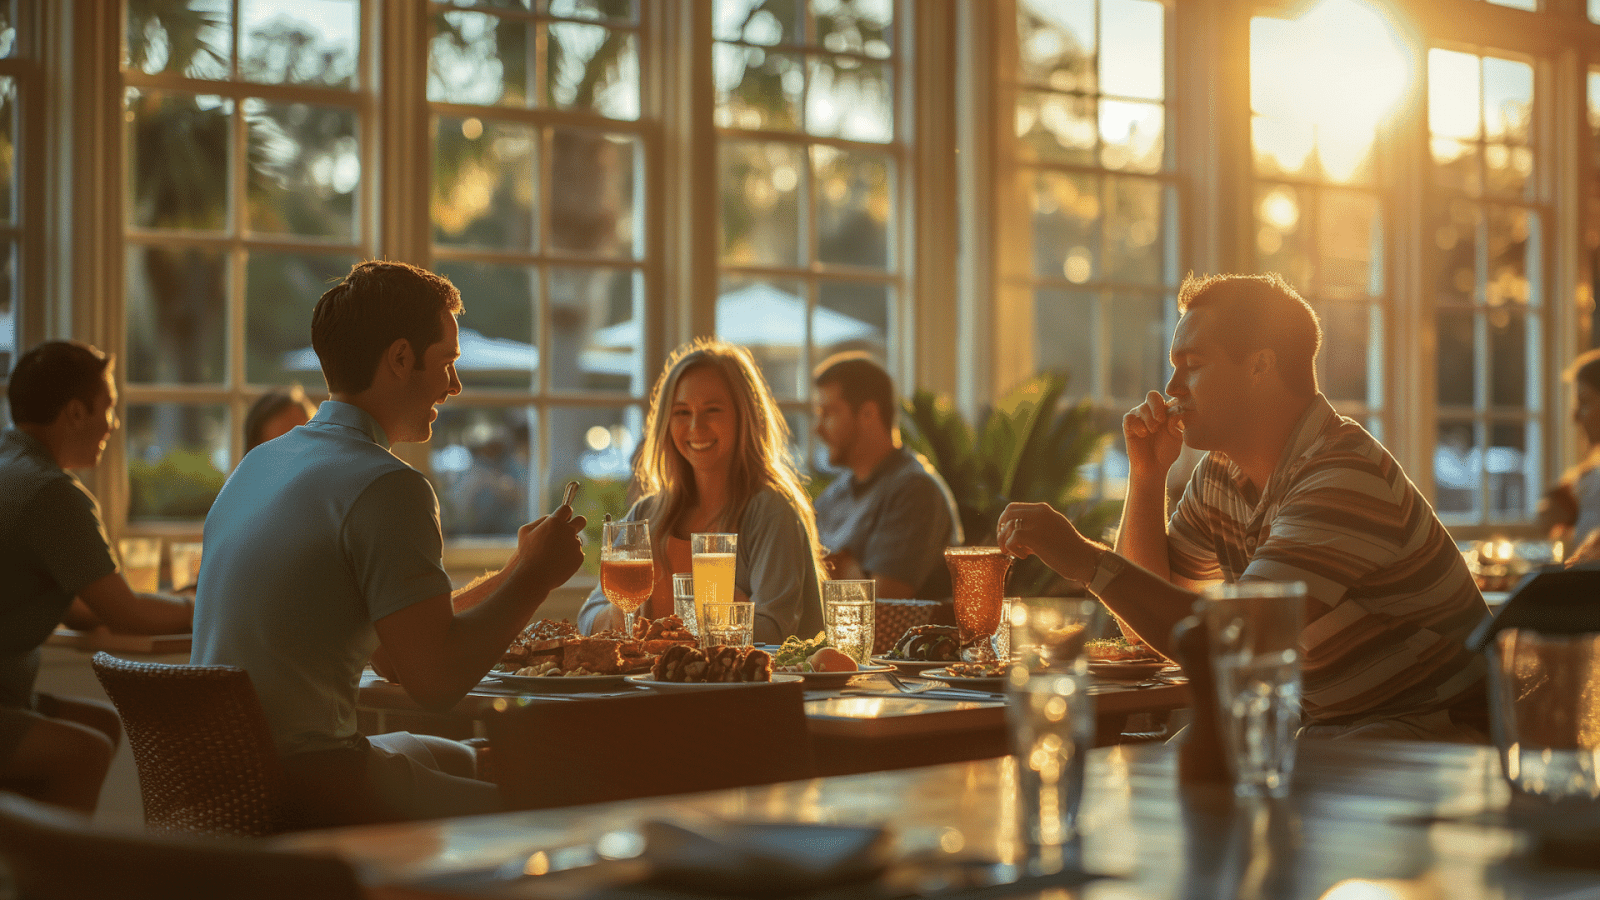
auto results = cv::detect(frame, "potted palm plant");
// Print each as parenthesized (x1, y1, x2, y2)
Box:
(900, 372, 1120, 597)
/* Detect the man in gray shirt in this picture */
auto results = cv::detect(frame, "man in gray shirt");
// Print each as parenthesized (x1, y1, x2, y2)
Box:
(1, 341, 192, 813)
(193, 261, 586, 826)
(813, 353, 962, 600)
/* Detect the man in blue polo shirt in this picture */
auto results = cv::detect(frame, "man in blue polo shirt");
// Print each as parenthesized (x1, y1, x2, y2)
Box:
(812, 353, 962, 600)
(193, 261, 586, 826)
(1, 341, 193, 812)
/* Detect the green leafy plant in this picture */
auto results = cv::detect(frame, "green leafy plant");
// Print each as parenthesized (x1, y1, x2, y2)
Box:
(128, 450, 227, 520)
(900, 372, 1120, 596)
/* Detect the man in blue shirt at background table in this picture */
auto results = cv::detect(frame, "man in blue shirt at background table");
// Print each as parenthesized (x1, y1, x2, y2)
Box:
(812, 353, 963, 602)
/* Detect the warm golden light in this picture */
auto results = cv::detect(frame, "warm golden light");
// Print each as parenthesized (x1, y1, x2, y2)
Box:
(1251, 0, 1416, 184)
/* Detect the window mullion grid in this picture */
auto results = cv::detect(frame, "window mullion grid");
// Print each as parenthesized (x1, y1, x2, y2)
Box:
(228, 80, 250, 465)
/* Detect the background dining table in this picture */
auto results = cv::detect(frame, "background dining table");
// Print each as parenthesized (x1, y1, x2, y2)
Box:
(275, 739, 1598, 900)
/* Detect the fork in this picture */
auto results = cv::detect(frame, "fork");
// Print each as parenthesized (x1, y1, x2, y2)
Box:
(877, 668, 998, 700)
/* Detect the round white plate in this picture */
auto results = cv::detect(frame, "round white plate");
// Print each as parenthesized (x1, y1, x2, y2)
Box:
(1088, 659, 1172, 680)
(789, 664, 895, 689)
(922, 667, 1008, 690)
(871, 656, 959, 674)
(623, 672, 804, 690)
(488, 672, 632, 692)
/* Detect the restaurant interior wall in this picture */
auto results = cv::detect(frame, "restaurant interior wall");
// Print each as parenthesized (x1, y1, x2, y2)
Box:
(4, 0, 1599, 585)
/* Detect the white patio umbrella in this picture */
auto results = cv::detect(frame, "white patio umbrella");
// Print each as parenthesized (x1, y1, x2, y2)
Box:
(280, 327, 539, 374)
(581, 283, 882, 375)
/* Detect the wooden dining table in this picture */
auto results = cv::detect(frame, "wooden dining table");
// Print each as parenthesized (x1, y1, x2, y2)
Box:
(275, 739, 1597, 900)
(356, 667, 1192, 776)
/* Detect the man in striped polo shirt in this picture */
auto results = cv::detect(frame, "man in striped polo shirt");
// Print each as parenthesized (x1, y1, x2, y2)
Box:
(1000, 273, 1489, 740)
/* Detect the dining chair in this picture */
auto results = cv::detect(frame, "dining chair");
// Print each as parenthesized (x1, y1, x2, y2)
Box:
(90, 652, 290, 837)
(0, 791, 362, 900)
(488, 681, 815, 810)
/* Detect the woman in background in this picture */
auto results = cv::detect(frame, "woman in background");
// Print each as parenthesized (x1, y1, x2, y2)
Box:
(244, 385, 317, 453)
(579, 339, 825, 643)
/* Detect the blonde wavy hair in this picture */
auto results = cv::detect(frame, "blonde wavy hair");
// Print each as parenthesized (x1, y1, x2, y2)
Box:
(635, 339, 825, 585)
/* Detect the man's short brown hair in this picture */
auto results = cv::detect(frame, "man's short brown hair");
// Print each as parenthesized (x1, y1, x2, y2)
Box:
(7, 341, 113, 426)
(813, 352, 897, 430)
(311, 260, 463, 394)
(1178, 273, 1322, 397)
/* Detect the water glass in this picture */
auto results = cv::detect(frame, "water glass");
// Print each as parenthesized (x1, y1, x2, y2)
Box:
(672, 573, 699, 637)
(701, 601, 754, 648)
(118, 537, 162, 594)
(1007, 598, 1102, 848)
(823, 580, 875, 665)
(169, 541, 204, 592)
(1491, 628, 1600, 802)
(1203, 581, 1306, 799)
(993, 597, 1018, 659)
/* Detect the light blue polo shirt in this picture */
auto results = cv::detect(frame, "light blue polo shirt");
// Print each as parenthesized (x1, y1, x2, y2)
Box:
(191, 401, 453, 755)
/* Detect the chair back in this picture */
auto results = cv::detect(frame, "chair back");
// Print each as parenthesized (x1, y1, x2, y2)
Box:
(489, 681, 814, 810)
(0, 792, 362, 900)
(91, 652, 287, 837)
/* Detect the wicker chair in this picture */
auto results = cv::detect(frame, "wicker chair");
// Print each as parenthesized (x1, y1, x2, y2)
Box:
(0, 792, 362, 900)
(90, 652, 288, 837)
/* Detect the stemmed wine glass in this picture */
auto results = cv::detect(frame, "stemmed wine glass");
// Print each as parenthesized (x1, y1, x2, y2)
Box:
(600, 521, 654, 638)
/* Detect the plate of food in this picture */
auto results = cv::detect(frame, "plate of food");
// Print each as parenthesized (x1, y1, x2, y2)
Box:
(487, 671, 633, 692)
(875, 625, 963, 672)
(1087, 659, 1173, 680)
(1085, 636, 1172, 679)
(625, 644, 799, 690)
(922, 662, 1009, 691)
(795, 664, 895, 689)
(769, 635, 891, 687)
(625, 672, 804, 691)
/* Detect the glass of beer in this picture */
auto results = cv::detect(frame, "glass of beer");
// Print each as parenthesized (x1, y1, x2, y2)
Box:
(945, 546, 1012, 657)
(118, 537, 162, 594)
(691, 533, 737, 646)
(600, 520, 654, 638)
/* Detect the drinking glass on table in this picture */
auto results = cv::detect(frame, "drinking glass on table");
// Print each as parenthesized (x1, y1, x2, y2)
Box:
(701, 602, 754, 648)
(945, 546, 1012, 658)
(1203, 581, 1306, 799)
(823, 580, 875, 665)
(672, 573, 699, 638)
(691, 533, 737, 639)
(118, 537, 162, 593)
(1007, 597, 1102, 851)
(169, 541, 204, 592)
(600, 520, 654, 638)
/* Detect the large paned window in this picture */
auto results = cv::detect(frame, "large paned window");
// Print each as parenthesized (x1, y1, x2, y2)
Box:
(0, 0, 20, 423)
(713, 0, 901, 462)
(425, 0, 646, 539)
(1249, 6, 1405, 439)
(1427, 48, 1543, 527)
(1008, 0, 1176, 497)
(121, 0, 366, 521)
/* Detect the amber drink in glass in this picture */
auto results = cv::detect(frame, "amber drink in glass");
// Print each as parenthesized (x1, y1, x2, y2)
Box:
(601, 521, 653, 637)
(945, 547, 1012, 653)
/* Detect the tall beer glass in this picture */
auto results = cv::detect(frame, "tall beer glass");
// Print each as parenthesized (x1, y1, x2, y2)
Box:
(691, 533, 738, 641)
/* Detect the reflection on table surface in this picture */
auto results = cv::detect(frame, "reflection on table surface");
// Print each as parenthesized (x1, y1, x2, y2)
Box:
(277, 740, 1593, 900)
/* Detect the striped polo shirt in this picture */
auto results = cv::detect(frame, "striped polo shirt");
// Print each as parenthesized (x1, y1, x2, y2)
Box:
(1168, 394, 1489, 727)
